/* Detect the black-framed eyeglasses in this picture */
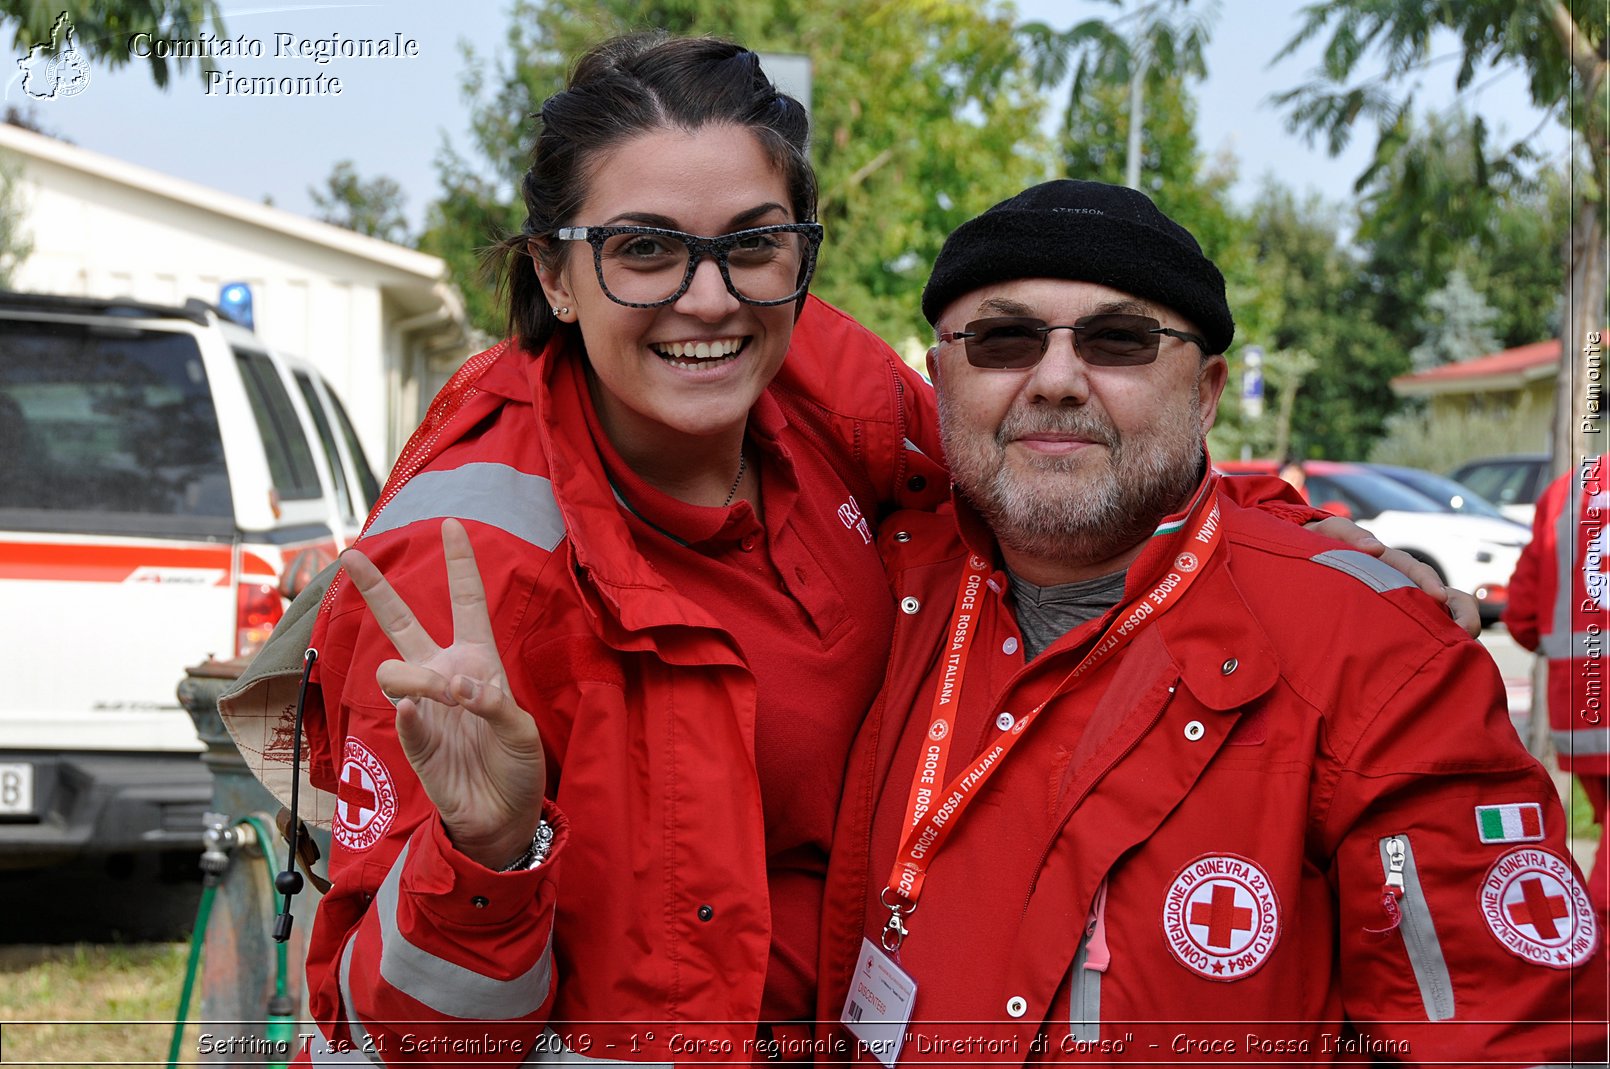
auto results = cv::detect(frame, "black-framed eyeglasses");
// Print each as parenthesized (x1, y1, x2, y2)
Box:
(554, 223, 824, 308)
(936, 314, 1210, 369)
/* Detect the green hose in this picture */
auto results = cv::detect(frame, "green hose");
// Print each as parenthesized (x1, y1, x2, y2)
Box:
(167, 816, 299, 1069)
(166, 881, 216, 1068)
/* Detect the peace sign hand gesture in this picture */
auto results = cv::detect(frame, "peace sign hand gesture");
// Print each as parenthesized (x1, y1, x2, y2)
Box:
(341, 518, 547, 870)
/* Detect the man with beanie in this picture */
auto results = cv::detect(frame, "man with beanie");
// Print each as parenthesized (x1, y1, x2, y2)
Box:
(818, 180, 1605, 1065)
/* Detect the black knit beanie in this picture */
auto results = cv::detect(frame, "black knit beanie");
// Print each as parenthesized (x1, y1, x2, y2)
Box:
(921, 180, 1234, 354)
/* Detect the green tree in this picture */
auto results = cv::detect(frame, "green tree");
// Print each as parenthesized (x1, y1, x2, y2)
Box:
(1, 2, 225, 87)
(1273, 0, 1608, 475)
(1350, 109, 1567, 355)
(426, 0, 1048, 346)
(1230, 182, 1401, 459)
(310, 161, 410, 244)
(1020, 0, 1217, 190)
(1408, 269, 1500, 370)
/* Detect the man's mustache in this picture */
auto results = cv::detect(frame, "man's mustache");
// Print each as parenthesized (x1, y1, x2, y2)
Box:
(995, 408, 1118, 449)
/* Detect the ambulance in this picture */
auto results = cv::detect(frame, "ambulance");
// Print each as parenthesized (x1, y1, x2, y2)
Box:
(0, 290, 377, 867)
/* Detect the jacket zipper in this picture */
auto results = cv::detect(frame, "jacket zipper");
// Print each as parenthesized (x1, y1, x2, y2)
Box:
(1376, 834, 1455, 1021)
(1067, 880, 1108, 1043)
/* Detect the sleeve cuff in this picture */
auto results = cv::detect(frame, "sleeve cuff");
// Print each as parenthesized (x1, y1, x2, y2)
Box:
(404, 801, 569, 926)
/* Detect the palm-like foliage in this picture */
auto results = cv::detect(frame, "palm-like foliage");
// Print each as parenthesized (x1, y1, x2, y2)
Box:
(1019, 0, 1218, 187)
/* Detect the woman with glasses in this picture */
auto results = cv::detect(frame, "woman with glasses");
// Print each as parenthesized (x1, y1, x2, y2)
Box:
(279, 31, 1463, 1066)
(291, 34, 948, 1065)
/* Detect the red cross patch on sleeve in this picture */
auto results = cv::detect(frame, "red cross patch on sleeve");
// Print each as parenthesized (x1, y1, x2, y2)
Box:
(332, 736, 399, 852)
(1480, 848, 1599, 969)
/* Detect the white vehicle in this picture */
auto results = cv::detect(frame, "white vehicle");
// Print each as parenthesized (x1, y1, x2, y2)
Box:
(1299, 462, 1529, 625)
(1450, 453, 1551, 526)
(0, 291, 377, 867)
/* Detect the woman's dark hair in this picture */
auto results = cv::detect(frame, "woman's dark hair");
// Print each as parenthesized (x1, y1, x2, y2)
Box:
(495, 32, 817, 352)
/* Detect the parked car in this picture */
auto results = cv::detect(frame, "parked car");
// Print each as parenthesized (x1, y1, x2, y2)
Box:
(1449, 453, 1551, 525)
(1217, 459, 1529, 624)
(1362, 463, 1515, 521)
(0, 290, 378, 868)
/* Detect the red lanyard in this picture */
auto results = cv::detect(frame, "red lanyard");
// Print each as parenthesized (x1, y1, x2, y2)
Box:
(880, 479, 1225, 951)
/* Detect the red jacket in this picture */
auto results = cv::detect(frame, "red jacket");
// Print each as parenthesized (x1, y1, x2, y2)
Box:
(288, 297, 949, 1064)
(1504, 456, 1609, 774)
(821, 473, 1606, 1066)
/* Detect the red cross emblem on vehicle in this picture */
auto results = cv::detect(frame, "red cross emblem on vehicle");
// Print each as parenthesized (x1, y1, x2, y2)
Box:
(1162, 853, 1281, 981)
(332, 737, 397, 852)
(1481, 848, 1598, 969)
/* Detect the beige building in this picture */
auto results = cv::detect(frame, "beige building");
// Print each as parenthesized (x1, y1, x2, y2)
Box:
(1390, 339, 1561, 452)
(0, 122, 472, 466)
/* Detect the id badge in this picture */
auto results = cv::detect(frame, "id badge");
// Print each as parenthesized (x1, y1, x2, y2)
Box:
(839, 937, 917, 1068)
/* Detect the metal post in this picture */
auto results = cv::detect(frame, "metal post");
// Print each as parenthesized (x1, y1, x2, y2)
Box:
(178, 659, 329, 1066)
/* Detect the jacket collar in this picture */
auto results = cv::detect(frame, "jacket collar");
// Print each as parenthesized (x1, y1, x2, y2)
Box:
(524, 338, 722, 639)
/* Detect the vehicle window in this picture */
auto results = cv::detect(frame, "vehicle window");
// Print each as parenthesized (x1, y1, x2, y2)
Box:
(1459, 463, 1528, 507)
(1518, 462, 1546, 505)
(323, 382, 380, 510)
(1304, 474, 1371, 519)
(293, 370, 354, 518)
(234, 349, 322, 501)
(1386, 468, 1510, 519)
(0, 319, 232, 537)
(1324, 471, 1442, 515)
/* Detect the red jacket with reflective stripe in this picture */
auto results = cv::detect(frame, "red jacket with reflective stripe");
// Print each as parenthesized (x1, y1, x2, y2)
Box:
(299, 296, 949, 1064)
(1504, 455, 1609, 773)
(821, 477, 1606, 1066)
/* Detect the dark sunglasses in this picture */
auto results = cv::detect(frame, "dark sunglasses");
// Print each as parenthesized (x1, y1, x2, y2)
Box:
(936, 314, 1210, 369)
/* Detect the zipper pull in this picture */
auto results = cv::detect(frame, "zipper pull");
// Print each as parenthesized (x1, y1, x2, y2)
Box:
(1365, 835, 1406, 934)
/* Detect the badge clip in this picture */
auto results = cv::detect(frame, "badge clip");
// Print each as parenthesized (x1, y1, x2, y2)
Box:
(880, 888, 915, 952)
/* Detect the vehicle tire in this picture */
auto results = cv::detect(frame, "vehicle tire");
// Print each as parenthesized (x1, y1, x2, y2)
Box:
(1403, 550, 1447, 585)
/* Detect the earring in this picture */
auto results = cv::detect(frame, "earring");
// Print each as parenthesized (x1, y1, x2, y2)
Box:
(550, 306, 570, 318)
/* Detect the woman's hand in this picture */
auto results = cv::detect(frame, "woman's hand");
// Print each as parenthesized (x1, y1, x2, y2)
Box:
(1307, 515, 1482, 637)
(341, 518, 547, 870)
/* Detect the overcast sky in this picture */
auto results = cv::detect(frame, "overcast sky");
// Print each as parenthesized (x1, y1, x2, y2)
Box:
(7, 1, 1573, 233)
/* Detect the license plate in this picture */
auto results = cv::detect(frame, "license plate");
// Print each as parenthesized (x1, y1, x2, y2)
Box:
(0, 763, 34, 815)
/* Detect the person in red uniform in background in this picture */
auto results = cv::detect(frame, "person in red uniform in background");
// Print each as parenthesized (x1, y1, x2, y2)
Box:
(819, 181, 1605, 1065)
(1505, 454, 1610, 922)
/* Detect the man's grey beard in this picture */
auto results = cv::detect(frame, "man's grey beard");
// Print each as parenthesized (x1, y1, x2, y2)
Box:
(939, 392, 1206, 571)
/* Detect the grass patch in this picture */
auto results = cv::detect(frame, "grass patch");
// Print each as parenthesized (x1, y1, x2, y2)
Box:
(1571, 775, 1603, 841)
(0, 943, 201, 1065)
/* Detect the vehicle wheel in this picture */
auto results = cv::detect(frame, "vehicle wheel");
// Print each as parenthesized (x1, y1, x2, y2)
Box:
(1403, 551, 1447, 585)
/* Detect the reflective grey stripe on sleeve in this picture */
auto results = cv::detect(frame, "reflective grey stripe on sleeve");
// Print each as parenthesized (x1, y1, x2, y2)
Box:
(1540, 630, 1600, 661)
(333, 937, 384, 1065)
(522, 1031, 673, 1067)
(365, 463, 566, 551)
(1310, 549, 1417, 594)
(1378, 835, 1455, 1021)
(1553, 727, 1610, 756)
(375, 842, 556, 1019)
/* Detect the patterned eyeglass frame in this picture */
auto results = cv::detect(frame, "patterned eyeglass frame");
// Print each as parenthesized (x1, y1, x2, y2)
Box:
(553, 223, 824, 309)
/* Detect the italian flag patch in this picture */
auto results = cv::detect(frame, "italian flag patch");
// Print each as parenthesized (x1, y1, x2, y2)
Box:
(1475, 803, 1545, 844)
